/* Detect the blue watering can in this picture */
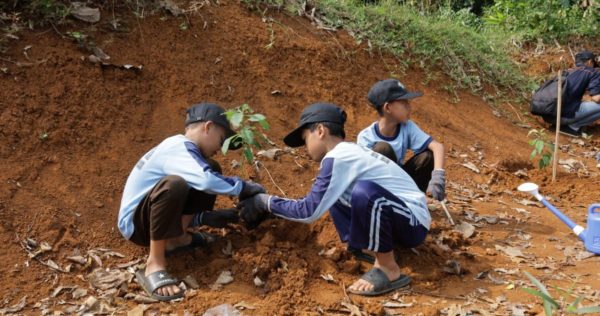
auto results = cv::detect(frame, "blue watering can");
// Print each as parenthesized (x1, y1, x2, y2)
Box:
(518, 182, 600, 255)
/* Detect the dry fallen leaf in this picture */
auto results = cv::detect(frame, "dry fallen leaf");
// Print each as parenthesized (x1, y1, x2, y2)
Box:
(461, 162, 481, 174)
(495, 245, 525, 259)
(88, 268, 131, 290)
(454, 221, 475, 239)
(253, 276, 264, 287)
(340, 301, 362, 316)
(183, 275, 200, 289)
(215, 270, 234, 286)
(320, 274, 335, 282)
(0, 296, 27, 314)
(233, 301, 256, 310)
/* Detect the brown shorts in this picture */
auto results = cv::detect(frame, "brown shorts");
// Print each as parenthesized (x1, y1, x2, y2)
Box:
(129, 162, 220, 246)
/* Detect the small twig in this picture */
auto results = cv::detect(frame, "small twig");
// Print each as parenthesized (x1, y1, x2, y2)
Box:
(440, 200, 455, 225)
(293, 158, 304, 169)
(409, 288, 468, 301)
(256, 161, 286, 197)
(567, 44, 576, 65)
(48, 21, 64, 38)
(341, 281, 353, 304)
(507, 102, 523, 122)
(0, 57, 17, 64)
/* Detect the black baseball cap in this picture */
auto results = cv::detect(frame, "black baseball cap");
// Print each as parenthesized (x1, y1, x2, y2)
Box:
(283, 102, 347, 147)
(575, 51, 597, 67)
(367, 79, 423, 109)
(185, 102, 241, 150)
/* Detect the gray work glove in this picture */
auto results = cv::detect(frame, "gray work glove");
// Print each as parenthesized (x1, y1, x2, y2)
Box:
(237, 193, 270, 229)
(426, 169, 446, 201)
(191, 209, 239, 228)
(239, 181, 266, 200)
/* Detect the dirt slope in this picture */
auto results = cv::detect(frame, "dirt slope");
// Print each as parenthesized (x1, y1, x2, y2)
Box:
(1, 1, 599, 315)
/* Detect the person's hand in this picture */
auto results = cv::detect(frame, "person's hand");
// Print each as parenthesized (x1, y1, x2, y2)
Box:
(196, 209, 240, 228)
(426, 169, 446, 201)
(237, 193, 270, 229)
(239, 181, 266, 200)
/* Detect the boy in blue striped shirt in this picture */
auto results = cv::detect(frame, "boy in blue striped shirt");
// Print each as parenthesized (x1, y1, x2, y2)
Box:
(239, 103, 430, 296)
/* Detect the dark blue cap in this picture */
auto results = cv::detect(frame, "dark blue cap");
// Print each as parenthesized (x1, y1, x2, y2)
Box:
(367, 79, 423, 109)
(283, 103, 347, 147)
(185, 102, 241, 150)
(575, 51, 597, 67)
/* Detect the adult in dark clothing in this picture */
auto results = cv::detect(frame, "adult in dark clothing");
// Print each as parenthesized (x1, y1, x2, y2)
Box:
(559, 51, 600, 136)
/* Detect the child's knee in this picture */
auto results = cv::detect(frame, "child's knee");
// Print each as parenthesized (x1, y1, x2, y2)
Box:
(372, 142, 397, 162)
(161, 175, 189, 199)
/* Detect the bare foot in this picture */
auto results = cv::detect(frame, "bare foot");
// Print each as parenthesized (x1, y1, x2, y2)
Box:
(145, 259, 182, 297)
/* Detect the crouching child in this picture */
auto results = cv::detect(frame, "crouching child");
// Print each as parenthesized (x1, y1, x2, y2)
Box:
(238, 103, 431, 296)
(118, 103, 264, 301)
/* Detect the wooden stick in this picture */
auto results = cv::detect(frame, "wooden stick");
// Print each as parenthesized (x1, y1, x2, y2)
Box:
(552, 69, 563, 182)
(440, 200, 455, 225)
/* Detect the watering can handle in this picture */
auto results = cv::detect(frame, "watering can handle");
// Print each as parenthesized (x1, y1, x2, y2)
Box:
(589, 204, 600, 214)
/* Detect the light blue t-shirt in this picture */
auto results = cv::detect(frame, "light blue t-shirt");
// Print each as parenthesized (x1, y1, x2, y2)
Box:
(118, 135, 244, 240)
(266, 142, 431, 229)
(357, 120, 432, 164)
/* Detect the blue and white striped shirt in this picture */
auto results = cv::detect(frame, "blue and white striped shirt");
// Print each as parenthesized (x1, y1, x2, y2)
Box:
(118, 135, 244, 239)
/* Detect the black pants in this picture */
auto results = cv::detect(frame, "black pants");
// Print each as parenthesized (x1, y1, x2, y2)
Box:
(371, 142, 434, 192)
(130, 160, 220, 246)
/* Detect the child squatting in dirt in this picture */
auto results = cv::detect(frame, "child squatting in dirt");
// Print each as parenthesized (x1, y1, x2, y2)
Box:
(238, 103, 431, 296)
(358, 79, 446, 201)
(117, 103, 265, 301)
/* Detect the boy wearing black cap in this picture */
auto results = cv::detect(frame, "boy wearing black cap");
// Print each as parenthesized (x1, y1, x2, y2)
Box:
(238, 103, 431, 296)
(357, 79, 446, 202)
(118, 103, 265, 301)
(556, 51, 600, 136)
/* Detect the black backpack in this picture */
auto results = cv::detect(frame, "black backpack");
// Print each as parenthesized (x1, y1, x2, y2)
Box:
(530, 70, 570, 118)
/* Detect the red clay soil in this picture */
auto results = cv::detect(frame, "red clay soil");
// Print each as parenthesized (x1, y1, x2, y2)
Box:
(1, 1, 599, 315)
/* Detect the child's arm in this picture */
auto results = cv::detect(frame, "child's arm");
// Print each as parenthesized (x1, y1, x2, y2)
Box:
(266, 157, 352, 224)
(426, 140, 446, 201)
(427, 140, 445, 170)
(163, 141, 245, 196)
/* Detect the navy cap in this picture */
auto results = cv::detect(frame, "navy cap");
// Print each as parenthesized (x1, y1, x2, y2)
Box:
(367, 79, 423, 109)
(575, 51, 597, 67)
(185, 103, 241, 150)
(283, 103, 347, 147)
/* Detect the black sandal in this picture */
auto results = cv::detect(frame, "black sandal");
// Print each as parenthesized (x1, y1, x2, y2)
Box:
(348, 268, 411, 296)
(135, 269, 185, 301)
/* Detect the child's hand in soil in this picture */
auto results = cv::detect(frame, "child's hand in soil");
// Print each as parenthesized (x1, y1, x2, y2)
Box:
(239, 181, 266, 200)
(237, 193, 270, 229)
(199, 209, 240, 228)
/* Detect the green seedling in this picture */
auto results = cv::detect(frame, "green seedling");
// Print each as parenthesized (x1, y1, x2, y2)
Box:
(221, 103, 270, 164)
(528, 128, 553, 169)
(522, 271, 600, 315)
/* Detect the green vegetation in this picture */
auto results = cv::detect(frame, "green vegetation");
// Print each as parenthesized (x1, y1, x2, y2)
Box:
(522, 271, 600, 315)
(244, 0, 597, 101)
(528, 129, 553, 169)
(322, 0, 535, 98)
(222, 104, 271, 164)
(484, 0, 599, 41)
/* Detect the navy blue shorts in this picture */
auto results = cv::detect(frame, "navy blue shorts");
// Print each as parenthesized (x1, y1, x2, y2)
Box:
(329, 180, 428, 253)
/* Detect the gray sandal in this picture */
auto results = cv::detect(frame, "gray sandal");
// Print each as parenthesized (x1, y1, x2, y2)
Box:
(135, 268, 185, 301)
(348, 267, 411, 296)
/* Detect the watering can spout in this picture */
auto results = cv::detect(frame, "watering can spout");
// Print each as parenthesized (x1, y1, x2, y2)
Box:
(517, 183, 543, 201)
(518, 183, 599, 255)
(517, 182, 585, 241)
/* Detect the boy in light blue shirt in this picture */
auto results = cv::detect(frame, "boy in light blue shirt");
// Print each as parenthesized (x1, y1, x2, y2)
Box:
(238, 103, 430, 296)
(118, 103, 264, 301)
(357, 79, 446, 201)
